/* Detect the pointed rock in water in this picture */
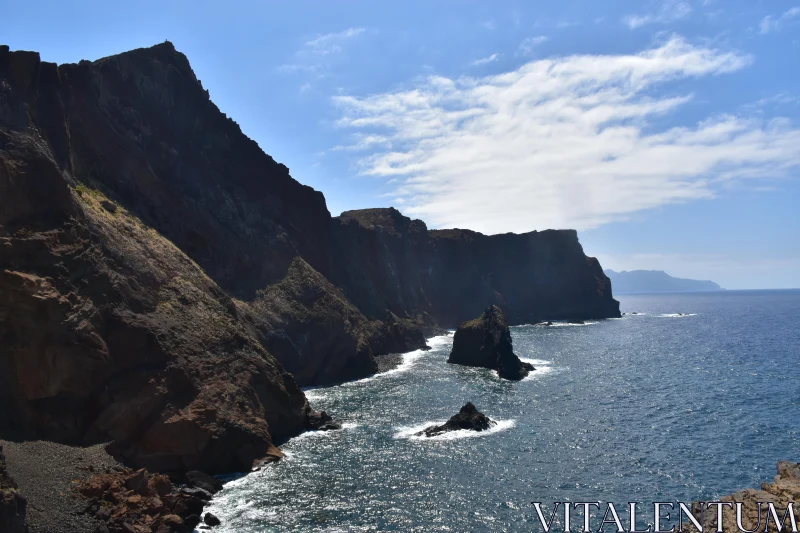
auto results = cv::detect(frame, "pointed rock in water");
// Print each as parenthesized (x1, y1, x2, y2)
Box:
(447, 306, 534, 380)
(416, 403, 496, 437)
(306, 411, 343, 431)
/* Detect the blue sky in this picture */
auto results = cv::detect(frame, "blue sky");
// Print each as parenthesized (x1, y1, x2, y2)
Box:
(4, 0, 800, 289)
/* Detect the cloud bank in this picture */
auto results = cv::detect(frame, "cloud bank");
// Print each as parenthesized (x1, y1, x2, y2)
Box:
(333, 36, 800, 234)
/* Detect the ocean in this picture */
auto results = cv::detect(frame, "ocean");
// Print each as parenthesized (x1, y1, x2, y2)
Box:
(203, 290, 800, 532)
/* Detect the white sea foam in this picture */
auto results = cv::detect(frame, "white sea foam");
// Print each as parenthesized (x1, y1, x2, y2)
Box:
(519, 358, 551, 366)
(291, 422, 360, 440)
(345, 333, 453, 385)
(519, 358, 555, 381)
(655, 313, 697, 318)
(393, 418, 516, 441)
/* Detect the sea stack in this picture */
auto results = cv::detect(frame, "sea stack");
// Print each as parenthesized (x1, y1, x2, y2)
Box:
(448, 306, 534, 380)
(416, 403, 496, 437)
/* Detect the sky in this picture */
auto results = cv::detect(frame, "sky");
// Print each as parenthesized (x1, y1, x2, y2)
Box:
(3, 0, 800, 289)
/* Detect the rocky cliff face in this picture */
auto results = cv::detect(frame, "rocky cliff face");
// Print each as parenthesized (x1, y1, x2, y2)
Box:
(0, 42, 618, 472)
(333, 208, 619, 326)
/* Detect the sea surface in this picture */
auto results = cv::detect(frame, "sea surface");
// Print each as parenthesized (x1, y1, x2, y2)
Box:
(204, 290, 800, 532)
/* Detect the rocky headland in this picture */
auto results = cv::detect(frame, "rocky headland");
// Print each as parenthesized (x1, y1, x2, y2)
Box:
(416, 403, 495, 438)
(448, 306, 535, 380)
(0, 41, 618, 530)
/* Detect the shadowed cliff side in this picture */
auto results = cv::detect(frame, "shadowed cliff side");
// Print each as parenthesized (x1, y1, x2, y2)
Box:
(332, 208, 619, 326)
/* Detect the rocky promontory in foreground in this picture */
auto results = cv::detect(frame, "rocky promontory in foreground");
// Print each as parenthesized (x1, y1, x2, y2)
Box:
(448, 306, 534, 380)
(0, 42, 618, 529)
(416, 403, 496, 438)
(688, 461, 800, 532)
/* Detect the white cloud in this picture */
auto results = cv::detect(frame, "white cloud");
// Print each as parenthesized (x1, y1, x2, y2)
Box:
(517, 36, 548, 56)
(332, 36, 800, 234)
(624, 1, 692, 29)
(471, 53, 501, 67)
(280, 27, 366, 75)
(759, 6, 800, 34)
(482, 20, 496, 31)
(304, 27, 366, 55)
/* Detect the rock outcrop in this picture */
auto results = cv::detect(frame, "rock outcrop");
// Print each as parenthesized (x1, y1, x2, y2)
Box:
(0, 41, 618, 477)
(448, 306, 534, 380)
(0, 445, 27, 533)
(78, 466, 226, 532)
(688, 461, 800, 532)
(416, 403, 495, 437)
(306, 411, 343, 431)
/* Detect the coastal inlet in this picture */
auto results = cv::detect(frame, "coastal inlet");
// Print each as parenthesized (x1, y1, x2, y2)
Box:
(203, 291, 800, 533)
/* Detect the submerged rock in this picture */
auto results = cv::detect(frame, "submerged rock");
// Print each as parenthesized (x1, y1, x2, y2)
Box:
(307, 411, 343, 431)
(185, 470, 223, 495)
(416, 403, 496, 437)
(447, 306, 534, 380)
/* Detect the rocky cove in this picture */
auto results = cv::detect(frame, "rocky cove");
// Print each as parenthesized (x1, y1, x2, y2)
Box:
(0, 42, 619, 531)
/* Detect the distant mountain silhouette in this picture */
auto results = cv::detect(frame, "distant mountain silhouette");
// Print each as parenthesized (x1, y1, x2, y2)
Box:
(605, 269, 723, 293)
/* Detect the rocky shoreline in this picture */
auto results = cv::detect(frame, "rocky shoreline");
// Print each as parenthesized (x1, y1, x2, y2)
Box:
(374, 353, 404, 374)
(688, 461, 800, 533)
(0, 440, 231, 533)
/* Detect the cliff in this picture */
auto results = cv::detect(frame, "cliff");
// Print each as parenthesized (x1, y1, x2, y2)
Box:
(0, 42, 618, 475)
(333, 208, 619, 326)
(604, 269, 723, 293)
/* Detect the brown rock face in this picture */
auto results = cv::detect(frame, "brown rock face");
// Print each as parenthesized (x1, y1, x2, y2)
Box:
(78, 467, 213, 533)
(447, 306, 534, 380)
(0, 445, 27, 533)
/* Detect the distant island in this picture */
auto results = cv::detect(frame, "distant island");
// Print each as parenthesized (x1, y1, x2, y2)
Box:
(605, 269, 723, 293)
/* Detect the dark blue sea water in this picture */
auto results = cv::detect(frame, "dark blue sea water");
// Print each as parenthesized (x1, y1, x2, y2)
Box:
(205, 290, 800, 532)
